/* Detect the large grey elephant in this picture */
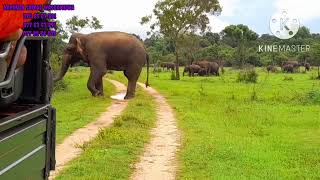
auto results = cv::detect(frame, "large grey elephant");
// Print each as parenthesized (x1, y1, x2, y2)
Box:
(54, 31, 150, 99)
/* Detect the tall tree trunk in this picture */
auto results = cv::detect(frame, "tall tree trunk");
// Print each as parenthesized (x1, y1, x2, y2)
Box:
(175, 50, 180, 80)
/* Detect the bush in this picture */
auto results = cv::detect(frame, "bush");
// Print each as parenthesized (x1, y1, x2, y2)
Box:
(306, 90, 320, 104)
(50, 53, 62, 76)
(237, 68, 258, 83)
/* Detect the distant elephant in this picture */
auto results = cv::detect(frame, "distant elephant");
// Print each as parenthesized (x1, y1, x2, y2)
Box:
(209, 62, 220, 76)
(282, 60, 300, 70)
(183, 64, 201, 77)
(54, 31, 150, 99)
(166, 62, 175, 71)
(198, 68, 207, 76)
(193, 61, 211, 76)
(160, 62, 167, 71)
(267, 65, 277, 73)
(304, 63, 311, 71)
(283, 64, 294, 73)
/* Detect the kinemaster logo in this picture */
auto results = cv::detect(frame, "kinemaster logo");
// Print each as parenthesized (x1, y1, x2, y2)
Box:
(258, 9, 310, 53)
(269, 9, 300, 40)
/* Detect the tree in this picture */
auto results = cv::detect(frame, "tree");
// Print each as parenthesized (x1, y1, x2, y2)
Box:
(221, 24, 258, 68)
(203, 31, 220, 45)
(50, 20, 68, 73)
(66, 16, 103, 33)
(294, 26, 312, 39)
(141, 0, 222, 80)
(311, 43, 320, 79)
(179, 33, 201, 64)
(50, 20, 68, 55)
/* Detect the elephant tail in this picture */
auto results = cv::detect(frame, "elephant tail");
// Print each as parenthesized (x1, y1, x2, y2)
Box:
(146, 53, 150, 87)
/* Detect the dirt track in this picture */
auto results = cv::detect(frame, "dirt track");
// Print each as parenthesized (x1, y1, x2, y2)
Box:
(49, 80, 128, 179)
(130, 83, 181, 180)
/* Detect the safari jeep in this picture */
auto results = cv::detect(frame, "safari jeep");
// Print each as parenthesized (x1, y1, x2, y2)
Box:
(0, 27, 56, 180)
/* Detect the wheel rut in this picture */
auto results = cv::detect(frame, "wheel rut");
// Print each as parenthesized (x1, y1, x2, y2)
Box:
(130, 83, 181, 180)
(49, 80, 128, 179)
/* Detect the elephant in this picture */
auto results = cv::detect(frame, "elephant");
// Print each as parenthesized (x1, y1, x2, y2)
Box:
(267, 65, 277, 73)
(183, 64, 201, 77)
(209, 62, 220, 76)
(193, 61, 211, 76)
(198, 68, 207, 76)
(304, 63, 311, 71)
(283, 64, 294, 73)
(160, 62, 167, 71)
(166, 62, 175, 71)
(54, 31, 150, 99)
(282, 60, 301, 73)
(160, 62, 174, 71)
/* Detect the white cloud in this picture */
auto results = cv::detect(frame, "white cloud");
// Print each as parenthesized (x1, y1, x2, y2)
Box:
(219, 0, 241, 17)
(52, 0, 158, 39)
(209, 17, 230, 33)
(51, 0, 235, 38)
(274, 0, 320, 22)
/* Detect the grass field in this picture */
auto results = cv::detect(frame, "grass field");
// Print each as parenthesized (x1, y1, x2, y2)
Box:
(135, 67, 319, 179)
(56, 85, 157, 180)
(52, 67, 319, 179)
(52, 67, 115, 143)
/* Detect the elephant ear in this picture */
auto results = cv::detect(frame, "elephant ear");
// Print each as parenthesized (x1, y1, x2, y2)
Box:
(75, 37, 85, 58)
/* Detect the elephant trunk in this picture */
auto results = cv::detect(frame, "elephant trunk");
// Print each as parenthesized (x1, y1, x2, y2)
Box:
(54, 55, 70, 82)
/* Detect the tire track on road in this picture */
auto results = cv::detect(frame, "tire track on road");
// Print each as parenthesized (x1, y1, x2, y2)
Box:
(49, 80, 128, 179)
(131, 83, 181, 180)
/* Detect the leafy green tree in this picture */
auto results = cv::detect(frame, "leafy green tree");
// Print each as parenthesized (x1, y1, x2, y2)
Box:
(203, 32, 220, 45)
(50, 20, 68, 55)
(50, 20, 68, 74)
(179, 33, 202, 64)
(221, 24, 258, 68)
(310, 43, 320, 78)
(66, 16, 103, 33)
(295, 26, 312, 39)
(141, 0, 222, 80)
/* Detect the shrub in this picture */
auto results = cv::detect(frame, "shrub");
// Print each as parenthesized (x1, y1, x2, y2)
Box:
(306, 90, 320, 104)
(50, 53, 62, 76)
(237, 68, 258, 83)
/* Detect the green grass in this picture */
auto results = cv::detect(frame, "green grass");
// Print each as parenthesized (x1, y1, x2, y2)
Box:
(52, 67, 115, 143)
(56, 85, 157, 180)
(137, 67, 320, 179)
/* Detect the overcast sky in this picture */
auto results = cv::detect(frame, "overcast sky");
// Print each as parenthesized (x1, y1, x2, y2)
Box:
(52, 0, 320, 39)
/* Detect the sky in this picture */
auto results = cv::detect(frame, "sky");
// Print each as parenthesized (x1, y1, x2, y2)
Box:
(52, 0, 320, 39)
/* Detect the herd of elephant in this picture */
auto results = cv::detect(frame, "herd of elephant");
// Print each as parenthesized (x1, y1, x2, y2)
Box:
(267, 60, 311, 73)
(183, 61, 220, 77)
(160, 60, 221, 77)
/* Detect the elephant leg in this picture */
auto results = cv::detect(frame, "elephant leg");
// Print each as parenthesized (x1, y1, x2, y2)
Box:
(124, 68, 141, 99)
(87, 69, 103, 97)
(95, 72, 106, 96)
